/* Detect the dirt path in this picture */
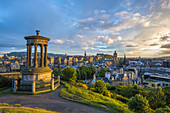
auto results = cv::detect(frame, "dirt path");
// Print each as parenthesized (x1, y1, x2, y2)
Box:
(0, 86, 108, 113)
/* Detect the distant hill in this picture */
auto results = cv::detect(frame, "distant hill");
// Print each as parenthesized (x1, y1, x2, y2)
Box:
(6, 52, 65, 57)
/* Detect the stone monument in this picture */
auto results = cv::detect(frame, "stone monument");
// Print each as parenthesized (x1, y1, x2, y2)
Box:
(13, 30, 60, 94)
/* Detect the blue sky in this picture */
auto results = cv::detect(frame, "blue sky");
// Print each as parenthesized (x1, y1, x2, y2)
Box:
(0, 0, 170, 57)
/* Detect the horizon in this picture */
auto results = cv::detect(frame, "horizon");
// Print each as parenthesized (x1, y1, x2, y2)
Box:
(0, 0, 170, 57)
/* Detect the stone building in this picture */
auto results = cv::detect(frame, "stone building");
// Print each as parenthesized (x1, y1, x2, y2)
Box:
(113, 51, 119, 66)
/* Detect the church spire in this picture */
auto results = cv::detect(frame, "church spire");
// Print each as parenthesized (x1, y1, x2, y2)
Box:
(84, 51, 86, 57)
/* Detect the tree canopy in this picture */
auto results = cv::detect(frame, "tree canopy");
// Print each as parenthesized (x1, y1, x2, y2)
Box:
(94, 79, 107, 94)
(97, 68, 106, 77)
(53, 67, 63, 77)
(128, 94, 151, 113)
(63, 67, 77, 81)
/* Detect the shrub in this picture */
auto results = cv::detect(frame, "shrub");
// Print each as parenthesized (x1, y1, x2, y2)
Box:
(76, 80, 85, 84)
(90, 88, 96, 92)
(103, 90, 111, 97)
(128, 94, 151, 113)
(162, 86, 170, 106)
(90, 83, 95, 88)
(76, 83, 88, 89)
(111, 93, 117, 99)
(116, 95, 129, 103)
(0, 103, 10, 106)
(0, 75, 12, 88)
(94, 80, 107, 94)
(110, 86, 117, 90)
(14, 104, 21, 107)
(111, 93, 129, 103)
(69, 80, 76, 86)
(105, 83, 111, 90)
(154, 106, 170, 113)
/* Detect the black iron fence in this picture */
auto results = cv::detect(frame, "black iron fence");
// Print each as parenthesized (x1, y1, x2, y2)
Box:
(36, 81, 51, 92)
(17, 84, 32, 92)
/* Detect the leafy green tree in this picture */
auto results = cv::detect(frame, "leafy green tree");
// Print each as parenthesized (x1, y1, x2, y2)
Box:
(63, 67, 77, 81)
(0, 75, 12, 88)
(80, 66, 89, 79)
(128, 94, 151, 113)
(140, 87, 166, 110)
(162, 86, 170, 106)
(119, 60, 123, 66)
(154, 106, 170, 113)
(105, 83, 111, 90)
(88, 65, 96, 78)
(76, 70, 81, 80)
(133, 84, 140, 95)
(97, 68, 106, 77)
(53, 67, 63, 77)
(117, 85, 134, 98)
(94, 79, 107, 94)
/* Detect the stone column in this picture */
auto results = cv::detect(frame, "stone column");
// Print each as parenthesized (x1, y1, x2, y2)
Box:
(34, 44, 38, 68)
(27, 44, 30, 67)
(51, 74, 54, 90)
(44, 45, 48, 67)
(32, 81, 36, 94)
(13, 80, 18, 93)
(29, 45, 32, 67)
(41, 44, 44, 67)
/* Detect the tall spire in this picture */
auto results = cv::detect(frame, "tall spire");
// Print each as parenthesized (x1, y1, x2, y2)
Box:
(84, 51, 86, 57)
(124, 54, 126, 65)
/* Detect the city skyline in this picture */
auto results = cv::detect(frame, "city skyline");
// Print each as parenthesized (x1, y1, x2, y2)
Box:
(0, 0, 170, 57)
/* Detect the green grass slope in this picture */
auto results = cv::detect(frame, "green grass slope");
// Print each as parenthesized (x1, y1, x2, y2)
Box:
(60, 81, 133, 113)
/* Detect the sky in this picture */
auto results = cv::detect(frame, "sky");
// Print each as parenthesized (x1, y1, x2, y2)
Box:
(0, 0, 170, 57)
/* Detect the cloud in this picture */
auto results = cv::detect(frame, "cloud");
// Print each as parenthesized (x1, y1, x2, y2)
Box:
(79, 17, 94, 22)
(160, 33, 170, 42)
(96, 36, 114, 44)
(159, 50, 170, 55)
(149, 43, 159, 46)
(76, 35, 84, 38)
(160, 0, 170, 9)
(161, 43, 170, 48)
(110, 33, 119, 38)
(53, 39, 64, 44)
(116, 36, 122, 41)
(126, 45, 138, 47)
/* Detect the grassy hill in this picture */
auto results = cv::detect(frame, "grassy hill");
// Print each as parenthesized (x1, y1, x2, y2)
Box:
(60, 81, 133, 113)
(0, 103, 57, 113)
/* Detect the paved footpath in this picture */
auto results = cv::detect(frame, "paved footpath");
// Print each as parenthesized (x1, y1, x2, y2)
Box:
(0, 86, 108, 113)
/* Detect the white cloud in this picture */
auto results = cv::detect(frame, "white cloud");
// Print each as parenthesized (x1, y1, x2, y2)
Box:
(110, 33, 119, 38)
(116, 36, 122, 41)
(80, 17, 94, 22)
(76, 35, 84, 38)
(160, 0, 170, 9)
(53, 39, 64, 44)
(96, 36, 114, 44)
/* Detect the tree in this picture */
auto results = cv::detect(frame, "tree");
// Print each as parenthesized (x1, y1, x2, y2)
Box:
(128, 94, 151, 113)
(94, 79, 107, 94)
(80, 66, 89, 79)
(155, 106, 170, 113)
(76, 70, 81, 80)
(0, 75, 12, 88)
(162, 86, 170, 106)
(119, 60, 123, 66)
(63, 67, 77, 81)
(88, 65, 96, 78)
(53, 67, 63, 77)
(97, 68, 106, 77)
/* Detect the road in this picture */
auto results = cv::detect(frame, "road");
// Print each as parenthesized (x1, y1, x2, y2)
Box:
(0, 86, 108, 113)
